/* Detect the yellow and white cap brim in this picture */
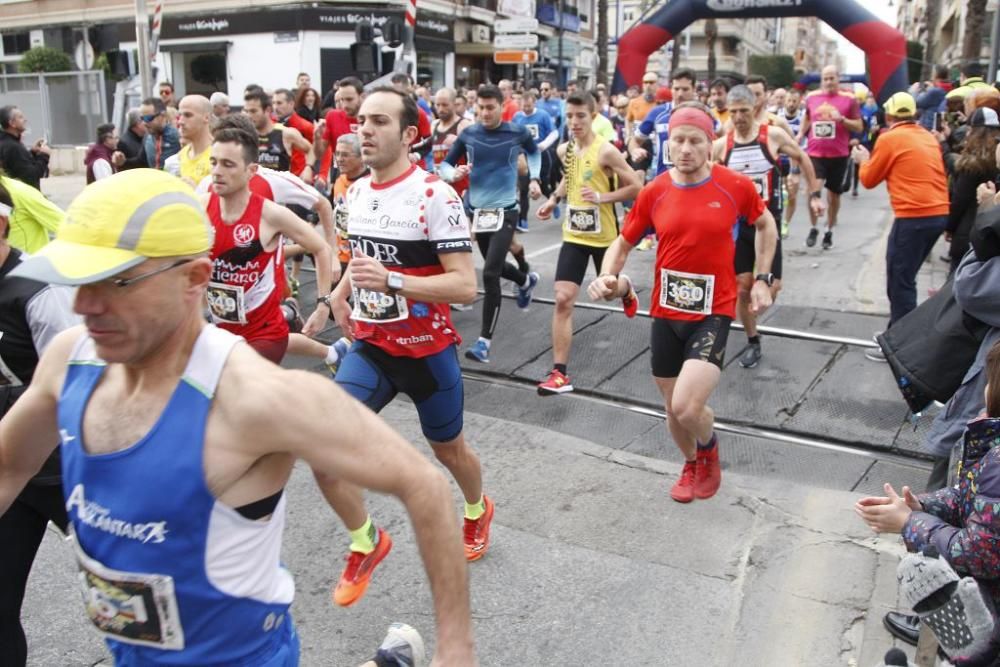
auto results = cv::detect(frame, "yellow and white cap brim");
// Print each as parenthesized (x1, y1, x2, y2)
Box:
(10, 169, 213, 286)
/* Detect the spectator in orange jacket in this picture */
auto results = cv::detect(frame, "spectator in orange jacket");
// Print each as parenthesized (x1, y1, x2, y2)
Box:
(852, 92, 950, 353)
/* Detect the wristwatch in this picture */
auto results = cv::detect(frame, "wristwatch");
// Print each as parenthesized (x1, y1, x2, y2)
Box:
(386, 271, 405, 293)
(754, 273, 774, 287)
(317, 294, 332, 308)
(810, 190, 822, 200)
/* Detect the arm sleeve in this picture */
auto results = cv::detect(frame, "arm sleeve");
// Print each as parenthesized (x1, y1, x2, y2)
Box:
(858, 136, 892, 189)
(118, 140, 147, 170)
(522, 129, 541, 179)
(954, 253, 1000, 327)
(5, 144, 49, 185)
(10, 177, 64, 235)
(92, 159, 114, 180)
(425, 181, 473, 253)
(636, 107, 659, 138)
(24, 286, 81, 353)
(621, 183, 654, 245)
(261, 170, 321, 209)
(538, 129, 559, 152)
(903, 461, 1000, 579)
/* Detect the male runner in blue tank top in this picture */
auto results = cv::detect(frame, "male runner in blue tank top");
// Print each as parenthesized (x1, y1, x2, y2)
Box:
(440, 84, 543, 364)
(0, 169, 476, 666)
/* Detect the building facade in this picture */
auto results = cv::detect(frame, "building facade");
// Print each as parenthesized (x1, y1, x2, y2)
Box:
(897, 0, 997, 75)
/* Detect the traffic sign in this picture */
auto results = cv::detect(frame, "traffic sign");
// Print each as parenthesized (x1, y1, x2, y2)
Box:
(493, 50, 539, 64)
(495, 18, 539, 33)
(493, 33, 538, 49)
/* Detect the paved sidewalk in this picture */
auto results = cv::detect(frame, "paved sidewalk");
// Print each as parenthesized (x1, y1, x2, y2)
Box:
(24, 404, 914, 667)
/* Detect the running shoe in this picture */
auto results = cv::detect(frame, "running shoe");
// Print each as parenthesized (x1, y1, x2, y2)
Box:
(670, 460, 697, 503)
(464, 339, 490, 363)
(553, 204, 562, 220)
(621, 274, 638, 318)
(516, 271, 540, 309)
(694, 445, 722, 500)
(636, 236, 654, 251)
(865, 347, 888, 363)
(822, 231, 833, 250)
(464, 495, 495, 561)
(375, 623, 426, 667)
(780, 220, 790, 240)
(516, 219, 530, 232)
(288, 276, 301, 299)
(738, 342, 762, 369)
(326, 337, 351, 376)
(450, 303, 473, 312)
(282, 297, 304, 334)
(805, 227, 819, 248)
(333, 528, 393, 607)
(538, 368, 574, 395)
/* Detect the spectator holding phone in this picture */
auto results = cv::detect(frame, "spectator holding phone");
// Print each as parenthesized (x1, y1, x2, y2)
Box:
(946, 108, 1000, 274)
(0, 106, 50, 190)
(917, 66, 953, 131)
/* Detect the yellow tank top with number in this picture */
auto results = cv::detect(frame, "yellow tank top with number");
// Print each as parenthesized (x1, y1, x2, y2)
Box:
(179, 144, 212, 184)
(563, 135, 617, 248)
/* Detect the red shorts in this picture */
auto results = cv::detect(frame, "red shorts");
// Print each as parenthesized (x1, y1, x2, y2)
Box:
(248, 337, 289, 364)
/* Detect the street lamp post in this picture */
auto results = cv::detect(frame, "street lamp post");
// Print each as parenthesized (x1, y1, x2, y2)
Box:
(134, 0, 152, 98)
(558, 0, 565, 87)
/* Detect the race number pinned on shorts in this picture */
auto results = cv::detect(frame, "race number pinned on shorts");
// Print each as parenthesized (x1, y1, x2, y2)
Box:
(812, 121, 836, 140)
(660, 269, 715, 315)
(750, 174, 770, 201)
(565, 206, 600, 235)
(334, 205, 349, 234)
(206, 283, 247, 325)
(472, 208, 504, 234)
(73, 536, 185, 650)
(352, 287, 409, 323)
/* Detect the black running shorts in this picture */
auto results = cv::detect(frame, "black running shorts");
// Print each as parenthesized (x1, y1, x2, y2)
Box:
(650, 316, 732, 378)
(555, 242, 608, 285)
(734, 213, 783, 279)
(810, 156, 851, 194)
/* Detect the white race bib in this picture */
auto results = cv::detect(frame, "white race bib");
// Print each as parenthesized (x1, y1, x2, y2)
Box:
(660, 269, 715, 315)
(812, 121, 836, 140)
(750, 174, 769, 202)
(472, 208, 504, 234)
(565, 206, 600, 235)
(334, 205, 349, 234)
(351, 287, 409, 323)
(73, 535, 185, 650)
(526, 124, 540, 140)
(206, 282, 247, 325)
(661, 138, 672, 166)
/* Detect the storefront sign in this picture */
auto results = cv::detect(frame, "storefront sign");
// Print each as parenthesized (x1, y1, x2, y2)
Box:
(536, 3, 581, 32)
(497, 0, 535, 19)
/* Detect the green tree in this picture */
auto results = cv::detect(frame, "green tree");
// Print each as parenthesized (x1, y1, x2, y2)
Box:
(906, 41, 925, 85)
(19, 47, 73, 73)
(748, 54, 795, 88)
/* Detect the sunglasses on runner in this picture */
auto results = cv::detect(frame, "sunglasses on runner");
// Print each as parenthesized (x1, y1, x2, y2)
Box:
(141, 113, 160, 123)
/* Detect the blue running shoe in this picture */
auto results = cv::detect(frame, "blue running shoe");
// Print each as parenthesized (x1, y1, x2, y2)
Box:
(516, 271, 539, 309)
(464, 338, 490, 363)
(553, 204, 562, 220)
(516, 219, 529, 232)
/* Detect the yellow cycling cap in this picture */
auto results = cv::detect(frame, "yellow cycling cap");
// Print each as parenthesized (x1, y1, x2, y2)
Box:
(11, 168, 213, 285)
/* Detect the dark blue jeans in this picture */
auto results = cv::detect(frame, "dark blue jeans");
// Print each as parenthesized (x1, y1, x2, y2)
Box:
(887, 215, 947, 325)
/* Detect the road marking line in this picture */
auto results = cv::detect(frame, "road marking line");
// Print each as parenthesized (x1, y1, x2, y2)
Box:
(525, 242, 563, 259)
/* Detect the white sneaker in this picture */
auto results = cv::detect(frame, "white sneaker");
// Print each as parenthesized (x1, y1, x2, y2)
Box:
(376, 623, 426, 667)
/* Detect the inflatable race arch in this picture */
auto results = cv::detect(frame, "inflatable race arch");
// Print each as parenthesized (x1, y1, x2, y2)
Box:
(612, 0, 908, 104)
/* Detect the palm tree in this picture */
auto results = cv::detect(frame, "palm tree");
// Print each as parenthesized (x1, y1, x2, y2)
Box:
(962, 0, 988, 64)
(705, 18, 718, 81)
(597, 0, 608, 85)
(671, 30, 682, 74)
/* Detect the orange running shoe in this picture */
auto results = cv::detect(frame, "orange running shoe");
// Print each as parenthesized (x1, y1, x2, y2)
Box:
(694, 444, 722, 500)
(621, 274, 638, 319)
(538, 368, 574, 395)
(463, 495, 495, 561)
(333, 528, 393, 607)
(669, 460, 697, 503)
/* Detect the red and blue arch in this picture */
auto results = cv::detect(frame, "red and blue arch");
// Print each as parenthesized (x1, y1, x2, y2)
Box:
(613, 0, 908, 104)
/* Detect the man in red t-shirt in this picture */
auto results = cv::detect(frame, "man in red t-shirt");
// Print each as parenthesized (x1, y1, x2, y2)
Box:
(587, 104, 778, 504)
(272, 88, 314, 179)
(313, 77, 364, 192)
(499, 79, 520, 122)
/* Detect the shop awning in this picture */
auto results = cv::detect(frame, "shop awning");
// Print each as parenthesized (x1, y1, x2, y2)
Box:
(159, 41, 232, 53)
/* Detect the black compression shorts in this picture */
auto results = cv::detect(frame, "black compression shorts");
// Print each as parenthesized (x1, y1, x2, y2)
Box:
(650, 316, 732, 378)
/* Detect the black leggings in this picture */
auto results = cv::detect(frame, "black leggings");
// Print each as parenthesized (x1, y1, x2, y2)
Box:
(0, 483, 68, 667)
(476, 208, 527, 339)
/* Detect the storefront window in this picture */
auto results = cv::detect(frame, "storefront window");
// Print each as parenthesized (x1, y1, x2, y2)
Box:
(417, 52, 445, 89)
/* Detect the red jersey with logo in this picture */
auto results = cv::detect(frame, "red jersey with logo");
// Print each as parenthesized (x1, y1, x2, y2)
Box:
(431, 119, 469, 196)
(345, 165, 472, 358)
(622, 164, 765, 321)
(319, 109, 359, 181)
(206, 192, 288, 342)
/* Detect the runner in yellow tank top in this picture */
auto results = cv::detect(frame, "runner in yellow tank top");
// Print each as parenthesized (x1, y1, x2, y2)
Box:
(536, 91, 642, 395)
(177, 95, 214, 186)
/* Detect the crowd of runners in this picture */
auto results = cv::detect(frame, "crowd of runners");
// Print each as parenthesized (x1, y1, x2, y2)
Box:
(1, 57, 997, 665)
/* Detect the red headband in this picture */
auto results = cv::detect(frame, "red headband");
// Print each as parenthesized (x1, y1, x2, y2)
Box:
(668, 107, 715, 141)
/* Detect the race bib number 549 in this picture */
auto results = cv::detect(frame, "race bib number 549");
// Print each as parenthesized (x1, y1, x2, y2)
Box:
(660, 269, 715, 315)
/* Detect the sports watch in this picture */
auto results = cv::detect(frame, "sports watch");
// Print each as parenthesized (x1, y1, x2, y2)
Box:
(386, 271, 405, 293)
(317, 294, 332, 308)
(754, 273, 774, 287)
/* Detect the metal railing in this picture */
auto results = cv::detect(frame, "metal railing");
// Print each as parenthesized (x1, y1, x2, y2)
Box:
(0, 70, 107, 146)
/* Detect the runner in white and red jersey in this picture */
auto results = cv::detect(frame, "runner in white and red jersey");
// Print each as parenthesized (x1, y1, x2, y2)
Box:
(588, 104, 778, 505)
(315, 88, 493, 610)
(202, 120, 334, 364)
